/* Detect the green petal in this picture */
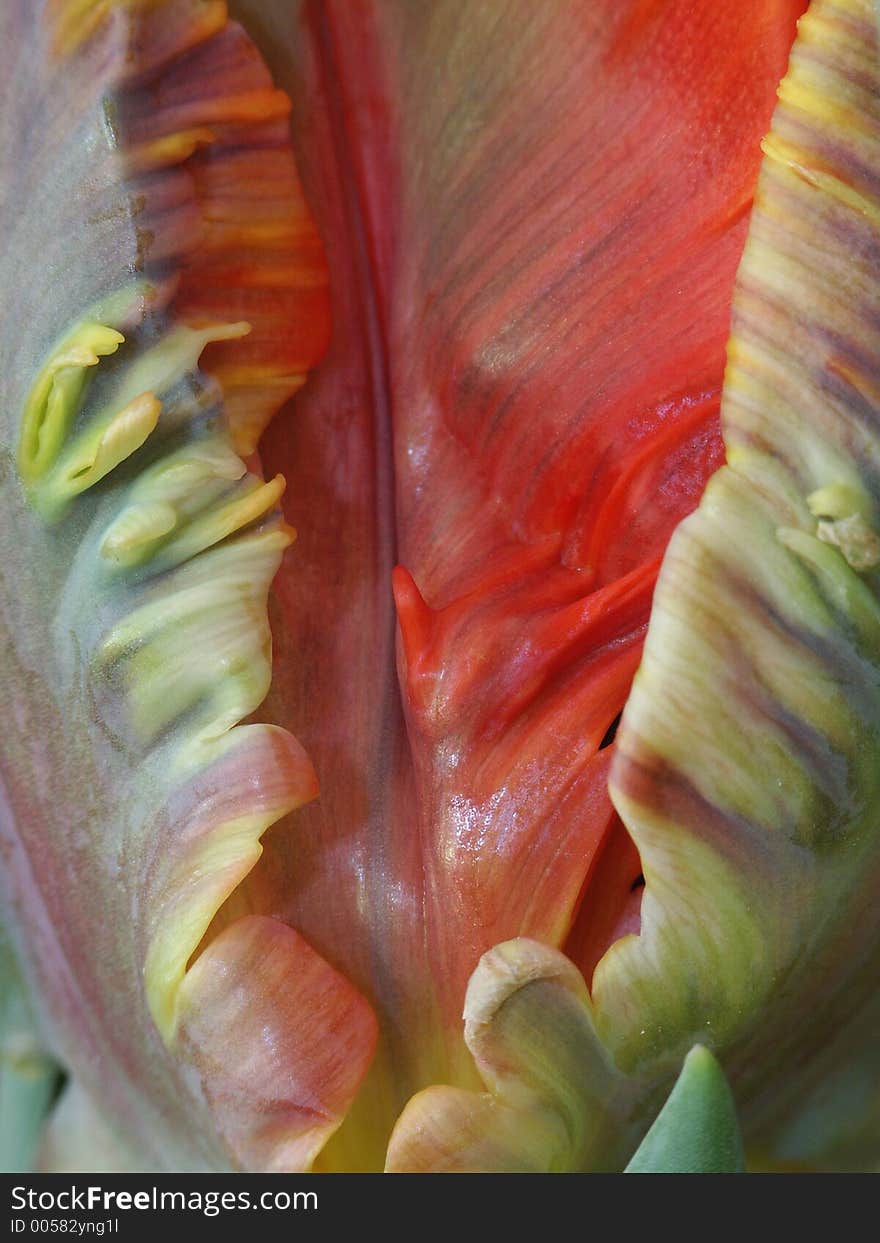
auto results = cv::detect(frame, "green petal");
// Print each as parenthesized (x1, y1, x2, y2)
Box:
(625, 1047, 745, 1174)
(600, 0, 880, 1148)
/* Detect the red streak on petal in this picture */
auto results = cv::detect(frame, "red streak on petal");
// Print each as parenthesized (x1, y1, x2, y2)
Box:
(251, 1, 806, 1163)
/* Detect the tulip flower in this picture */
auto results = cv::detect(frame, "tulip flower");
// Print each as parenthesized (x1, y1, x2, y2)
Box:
(2, 0, 879, 1174)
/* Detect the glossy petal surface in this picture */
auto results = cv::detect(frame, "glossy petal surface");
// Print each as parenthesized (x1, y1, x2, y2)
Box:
(390, 0, 880, 1171)
(252, 0, 801, 1167)
(0, 0, 817, 1174)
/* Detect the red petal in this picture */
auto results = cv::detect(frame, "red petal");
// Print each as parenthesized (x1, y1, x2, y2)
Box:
(253, 0, 804, 1159)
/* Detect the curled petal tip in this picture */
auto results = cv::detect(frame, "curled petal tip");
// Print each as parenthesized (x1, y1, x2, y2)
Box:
(463, 938, 587, 1034)
(178, 916, 378, 1172)
(389, 940, 625, 1173)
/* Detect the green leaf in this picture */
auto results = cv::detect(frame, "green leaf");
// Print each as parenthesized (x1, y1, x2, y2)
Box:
(625, 1046, 745, 1174)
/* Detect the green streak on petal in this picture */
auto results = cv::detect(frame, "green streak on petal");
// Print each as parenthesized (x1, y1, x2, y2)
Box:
(17, 283, 152, 490)
(598, 0, 880, 1156)
(1, 0, 353, 1173)
(18, 314, 310, 1046)
(21, 309, 254, 523)
(625, 1047, 745, 1174)
(17, 323, 124, 485)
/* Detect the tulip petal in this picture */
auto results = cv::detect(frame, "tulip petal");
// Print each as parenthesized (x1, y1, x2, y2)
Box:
(386, 940, 629, 1173)
(624, 1047, 745, 1174)
(599, 0, 880, 1149)
(244, 0, 801, 1165)
(1, 0, 815, 1174)
(177, 916, 378, 1173)
(386, 0, 880, 1172)
(0, 0, 372, 1171)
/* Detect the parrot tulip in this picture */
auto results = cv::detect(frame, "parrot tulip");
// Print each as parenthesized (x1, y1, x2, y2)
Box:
(1, 0, 879, 1174)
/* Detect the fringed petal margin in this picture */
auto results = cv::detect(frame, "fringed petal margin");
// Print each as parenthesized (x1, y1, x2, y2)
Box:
(389, 0, 880, 1171)
(1, 0, 374, 1171)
